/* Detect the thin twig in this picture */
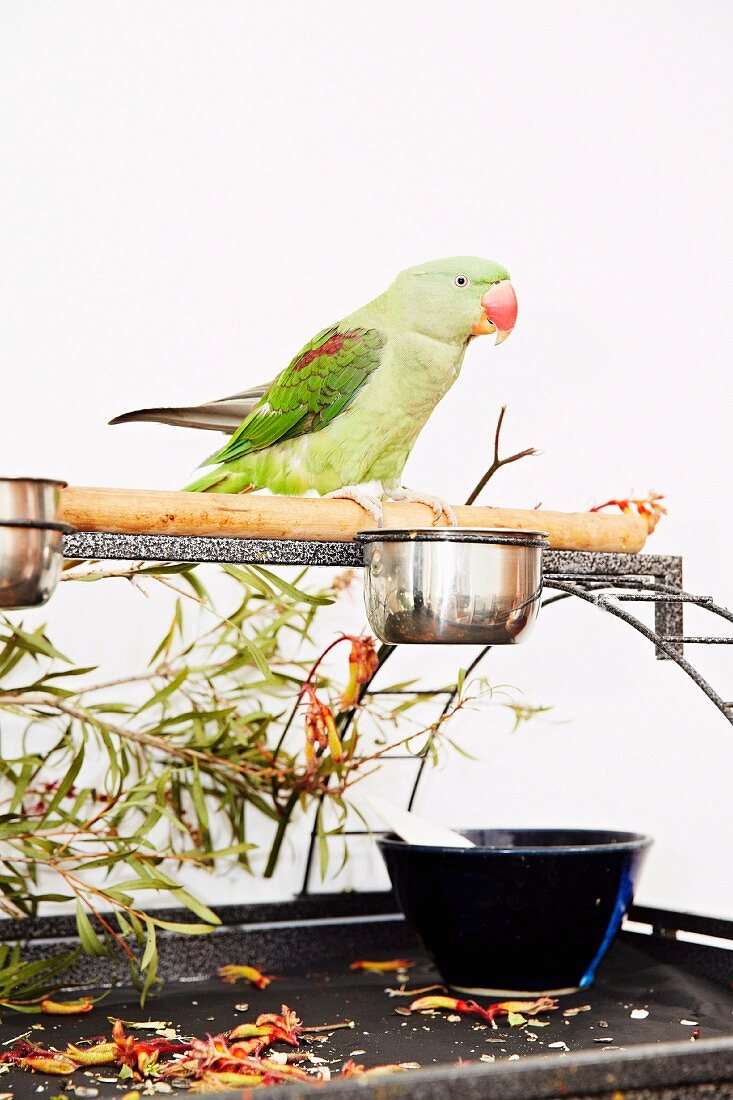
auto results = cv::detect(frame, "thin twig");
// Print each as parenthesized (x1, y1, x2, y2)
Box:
(464, 405, 537, 506)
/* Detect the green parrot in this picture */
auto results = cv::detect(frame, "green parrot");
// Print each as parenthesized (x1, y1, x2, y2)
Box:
(111, 256, 518, 523)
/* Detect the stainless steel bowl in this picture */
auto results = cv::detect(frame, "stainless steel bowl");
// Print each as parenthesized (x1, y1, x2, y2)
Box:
(0, 523, 68, 609)
(357, 528, 549, 645)
(0, 477, 67, 523)
(0, 478, 72, 609)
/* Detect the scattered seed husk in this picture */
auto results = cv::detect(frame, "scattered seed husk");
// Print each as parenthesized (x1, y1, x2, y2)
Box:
(111, 1021, 172, 1031)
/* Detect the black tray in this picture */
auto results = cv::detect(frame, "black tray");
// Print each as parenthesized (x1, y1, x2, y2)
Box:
(5, 893, 733, 1099)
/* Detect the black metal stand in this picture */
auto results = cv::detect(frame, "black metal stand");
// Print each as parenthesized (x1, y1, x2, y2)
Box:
(64, 531, 733, 895)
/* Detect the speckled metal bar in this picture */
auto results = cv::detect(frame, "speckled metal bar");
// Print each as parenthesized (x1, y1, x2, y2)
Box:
(63, 530, 364, 568)
(62, 532, 685, 658)
(63, 531, 680, 577)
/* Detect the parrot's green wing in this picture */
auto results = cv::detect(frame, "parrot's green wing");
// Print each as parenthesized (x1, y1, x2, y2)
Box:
(207, 324, 386, 465)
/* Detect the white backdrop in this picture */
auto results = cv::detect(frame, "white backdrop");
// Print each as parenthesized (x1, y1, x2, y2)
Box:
(2, 1, 733, 915)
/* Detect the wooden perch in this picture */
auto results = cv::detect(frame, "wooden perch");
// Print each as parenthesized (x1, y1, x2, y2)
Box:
(58, 487, 649, 554)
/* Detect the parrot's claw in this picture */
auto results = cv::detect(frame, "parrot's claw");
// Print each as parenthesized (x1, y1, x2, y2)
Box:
(383, 486, 458, 527)
(323, 487, 384, 526)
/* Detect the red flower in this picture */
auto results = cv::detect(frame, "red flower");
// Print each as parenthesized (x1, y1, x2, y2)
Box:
(342, 635, 380, 708)
(303, 684, 343, 765)
(590, 492, 666, 534)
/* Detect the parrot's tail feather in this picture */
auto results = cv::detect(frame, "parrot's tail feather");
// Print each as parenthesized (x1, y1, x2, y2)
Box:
(183, 469, 257, 494)
(109, 402, 257, 434)
(109, 384, 273, 435)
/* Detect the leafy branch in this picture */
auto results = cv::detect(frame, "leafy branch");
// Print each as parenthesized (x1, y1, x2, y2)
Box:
(0, 560, 538, 1006)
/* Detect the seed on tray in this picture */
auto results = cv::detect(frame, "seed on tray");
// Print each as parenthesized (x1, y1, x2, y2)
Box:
(630, 1008, 649, 1019)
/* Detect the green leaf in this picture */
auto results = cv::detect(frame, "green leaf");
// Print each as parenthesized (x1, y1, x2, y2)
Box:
(137, 667, 189, 714)
(43, 743, 84, 818)
(75, 903, 108, 957)
(147, 918, 217, 935)
(251, 566, 333, 607)
(8, 624, 71, 663)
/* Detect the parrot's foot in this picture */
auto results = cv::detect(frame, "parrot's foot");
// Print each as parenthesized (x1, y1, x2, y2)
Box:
(383, 486, 458, 526)
(323, 486, 384, 526)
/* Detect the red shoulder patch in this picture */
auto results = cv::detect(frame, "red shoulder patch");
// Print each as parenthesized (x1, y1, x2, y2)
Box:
(293, 331, 358, 372)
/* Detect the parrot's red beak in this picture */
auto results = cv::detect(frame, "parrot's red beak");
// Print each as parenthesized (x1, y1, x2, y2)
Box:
(472, 280, 518, 343)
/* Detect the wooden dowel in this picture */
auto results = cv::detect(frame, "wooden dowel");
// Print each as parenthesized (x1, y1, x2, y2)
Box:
(58, 487, 648, 554)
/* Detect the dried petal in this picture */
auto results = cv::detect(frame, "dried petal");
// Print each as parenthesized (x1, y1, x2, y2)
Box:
(260, 1059, 310, 1080)
(409, 995, 461, 1012)
(340, 1059, 366, 1078)
(350, 959, 414, 973)
(495, 998, 559, 1017)
(40, 997, 94, 1015)
(589, 492, 666, 533)
(340, 1059, 409, 1078)
(227, 1023, 270, 1041)
(21, 1053, 78, 1075)
(192, 1071, 265, 1090)
(408, 995, 557, 1026)
(66, 1042, 118, 1066)
(217, 964, 272, 990)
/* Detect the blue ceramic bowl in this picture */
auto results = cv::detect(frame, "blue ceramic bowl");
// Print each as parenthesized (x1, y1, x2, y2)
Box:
(379, 828, 652, 996)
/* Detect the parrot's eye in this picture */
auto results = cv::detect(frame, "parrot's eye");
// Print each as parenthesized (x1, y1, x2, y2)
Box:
(453, 274, 469, 288)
